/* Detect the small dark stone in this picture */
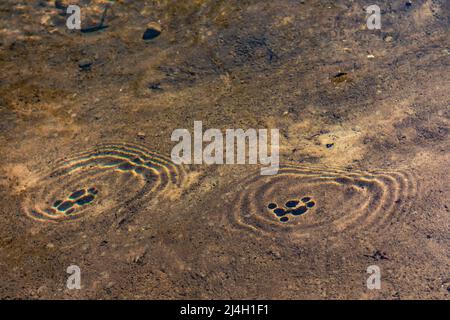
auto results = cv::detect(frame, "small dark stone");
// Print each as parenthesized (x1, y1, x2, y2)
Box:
(280, 216, 289, 222)
(148, 83, 162, 90)
(326, 143, 334, 148)
(78, 59, 92, 71)
(333, 72, 347, 78)
(143, 28, 161, 40)
(331, 71, 350, 84)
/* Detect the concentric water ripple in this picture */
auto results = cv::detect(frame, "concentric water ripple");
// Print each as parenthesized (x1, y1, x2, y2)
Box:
(24, 143, 186, 222)
(226, 165, 418, 238)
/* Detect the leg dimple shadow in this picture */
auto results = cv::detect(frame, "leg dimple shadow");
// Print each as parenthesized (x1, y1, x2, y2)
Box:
(301, 197, 311, 203)
(273, 208, 286, 216)
(306, 201, 315, 208)
(76, 194, 96, 205)
(291, 206, 307, 216)
(57, 201, 74, 212)
(267, 203, 277, 209)
(52, 200, 63, 208)
(285, 200, 299, 208)
(69, 189, 86, 200)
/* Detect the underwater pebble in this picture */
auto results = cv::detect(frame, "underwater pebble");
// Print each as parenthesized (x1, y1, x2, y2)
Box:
(143, 22, 161, 40)
(137, 132, 146, 139)
(78, 59, 92, 71)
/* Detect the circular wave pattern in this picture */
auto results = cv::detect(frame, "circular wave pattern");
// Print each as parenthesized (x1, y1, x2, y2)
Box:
(228, 165, 418, 238)
(24, 143, 186, 222)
